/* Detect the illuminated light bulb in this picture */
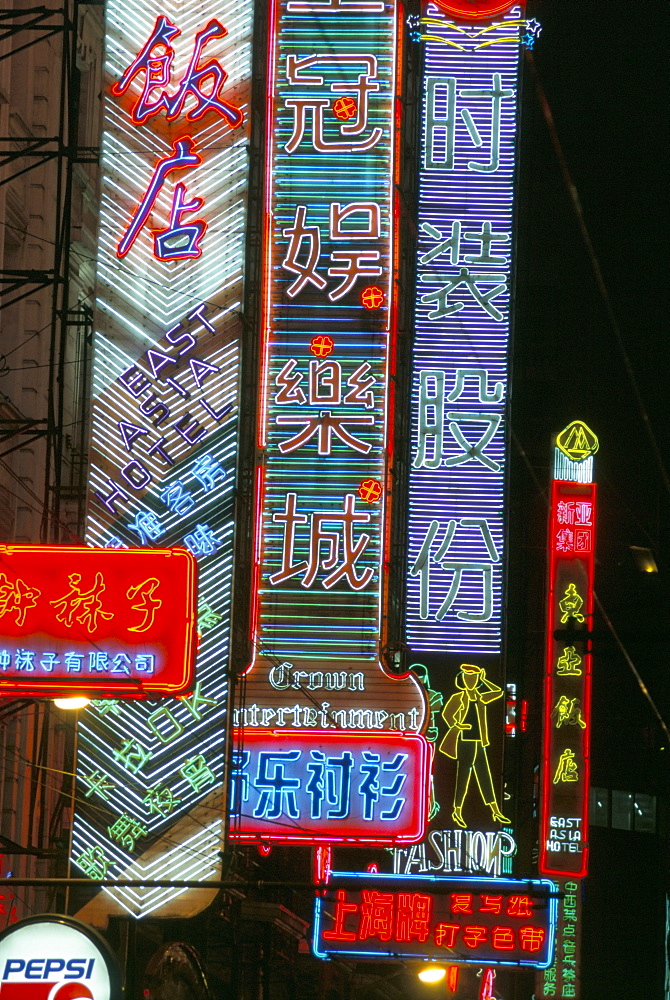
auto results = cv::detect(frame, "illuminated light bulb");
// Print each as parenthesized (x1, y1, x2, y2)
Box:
(417, 966, 447, 984)
(54, 696, 90, 711)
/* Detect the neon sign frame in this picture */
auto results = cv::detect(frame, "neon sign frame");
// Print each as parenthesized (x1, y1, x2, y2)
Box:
(539, 427, 597, 879)
(0, 545, 196, 698)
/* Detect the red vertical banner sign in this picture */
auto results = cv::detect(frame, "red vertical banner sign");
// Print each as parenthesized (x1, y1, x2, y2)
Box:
(539, 421, 599, 878)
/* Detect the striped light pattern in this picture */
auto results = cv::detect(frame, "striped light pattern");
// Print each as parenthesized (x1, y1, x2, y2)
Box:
(406, 6, 524, 653)
(230, 0, 430, 845)
(73, 0, 252, 919)
(253, 0, 396, 660)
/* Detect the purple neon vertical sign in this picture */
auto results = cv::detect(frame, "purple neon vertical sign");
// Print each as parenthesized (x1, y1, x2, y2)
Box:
(406, 5, 527, 654)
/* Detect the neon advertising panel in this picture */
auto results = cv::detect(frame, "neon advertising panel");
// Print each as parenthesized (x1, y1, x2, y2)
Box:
(72, 0, 253, 918)
(536, 878, 582, 999)
(539, 422, 598, 879)
(0, 546, 195, 698)
(313, 871, 556, 968)
(385, 5, 534, 877)
(229, 0, 429, 843)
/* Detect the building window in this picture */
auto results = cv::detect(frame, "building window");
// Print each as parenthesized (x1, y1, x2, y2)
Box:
(590, 787, 609, 827)
(590, 787, 656, 834)
(633, 793, 656, 833)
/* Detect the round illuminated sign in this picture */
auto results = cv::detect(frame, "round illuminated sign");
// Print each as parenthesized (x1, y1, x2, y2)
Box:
(430, 0, 517, 22)
(0, 915, 122, 1000)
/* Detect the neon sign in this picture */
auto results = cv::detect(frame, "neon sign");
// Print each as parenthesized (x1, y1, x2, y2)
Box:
(230, 0, 429, 842)
(74, 0, 253, 918)
(431, 0, 519, 20)
(230, 732, 428, 843)
(406, 7, 528, 654)
(0, 546, 195, 697)
(536, 878, 581, 998)
(313, 872, 557, 968)
(539, 424, 597, 879)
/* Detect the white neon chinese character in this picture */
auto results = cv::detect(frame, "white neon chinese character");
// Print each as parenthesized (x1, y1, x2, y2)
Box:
(410, 518, 500, 622)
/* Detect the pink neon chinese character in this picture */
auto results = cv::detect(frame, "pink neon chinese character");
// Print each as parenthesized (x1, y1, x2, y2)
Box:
(555, 527, 574, 553)
(117, 138, 204, 259)
(112, 16, 243, 128)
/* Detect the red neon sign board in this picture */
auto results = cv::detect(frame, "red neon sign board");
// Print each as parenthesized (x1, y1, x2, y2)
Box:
(313, 874, 556, 967)
(0, 545, 197, 698)
(539, 481, 596, 877)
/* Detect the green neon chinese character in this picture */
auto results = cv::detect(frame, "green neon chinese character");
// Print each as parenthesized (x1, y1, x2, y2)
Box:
(77, 846, 110, 879)
(143, 783, 181, 818)
(113, 738, 151, 774)
(107, 813, 148, 851)
(83, 769, 115, 800)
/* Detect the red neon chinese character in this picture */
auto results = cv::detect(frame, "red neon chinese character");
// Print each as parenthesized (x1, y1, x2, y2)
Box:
(434, 923, 459, 949)
(447, 966, 460, 993)
(479, 894, 503, 915)
(333, 96, 358, 121)
(359, 890, 395, 942)
(117, 137, 203, 259)
(361, 284, 385, 309)
(450, 893, 474, 915)
(310, 335, 334, 358)
(358, 479, 382, 503)
(507, 895, 534, 918)
(462, 925, 487, 949)
(126, 577, 162, 633)
(518, 925, 546, 953)
(491, 925, 515, 950)
(322, 890, 358, 941)
(112, 16, 243, 128)
(394, 893, 433, 943)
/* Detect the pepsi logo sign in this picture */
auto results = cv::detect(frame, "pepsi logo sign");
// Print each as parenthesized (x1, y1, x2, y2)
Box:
(0, 916, 121, 1000)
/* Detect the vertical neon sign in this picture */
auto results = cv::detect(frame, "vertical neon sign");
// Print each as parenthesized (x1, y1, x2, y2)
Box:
(73, 0, 253, 918)
(539, 422, 598, 879)
(398, 4, 530, 847)
(230, 0, 429, 844)
(406, 5, 530, 653)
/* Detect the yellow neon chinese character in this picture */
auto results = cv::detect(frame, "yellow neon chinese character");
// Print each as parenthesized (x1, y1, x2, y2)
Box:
(558, 583, 584, 624)
(556, 646, 582, 676)
(50, 572, 114, 632)
(127, 577, 162, 632)
(553, 749, 579, 784)
(551, 696, 586, 729)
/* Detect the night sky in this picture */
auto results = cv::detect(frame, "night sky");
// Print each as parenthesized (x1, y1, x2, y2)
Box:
(510, 2, 669, 994)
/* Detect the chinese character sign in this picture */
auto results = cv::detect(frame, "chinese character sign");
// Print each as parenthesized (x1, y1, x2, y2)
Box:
(540, 439, 597, 879)
(314, 872, 556, 968)
(230, 732, 428, 843)
(74, 0, 253, 919)
(535, 878, 582, 999)
(406, 8, 527, 654)
(0, 546, 195, 697)
(230, 0, 428, 843)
